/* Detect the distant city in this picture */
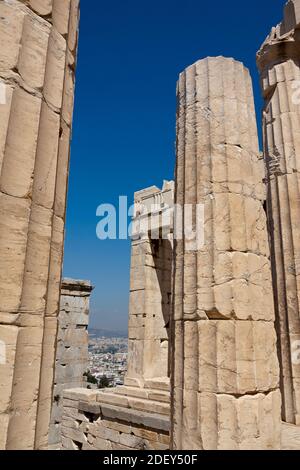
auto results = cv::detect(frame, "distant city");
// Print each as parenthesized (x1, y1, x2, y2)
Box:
(87, 328, 128, 388)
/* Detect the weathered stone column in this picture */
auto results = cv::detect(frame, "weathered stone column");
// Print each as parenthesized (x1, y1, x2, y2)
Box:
(0, 0, 79, 449)
(257, 0, 300, 425)
(171, 57, 282, 450)
(126, 182, 174, 390)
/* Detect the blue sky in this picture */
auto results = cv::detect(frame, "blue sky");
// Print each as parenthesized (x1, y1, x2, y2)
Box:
(63, 0, 284, 331)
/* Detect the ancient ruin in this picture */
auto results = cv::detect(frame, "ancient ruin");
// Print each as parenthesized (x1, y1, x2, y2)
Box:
(49, 279, 93, 449)
(0, 0, 79, 450)
(171, 56, 281, 450)
(1, 0, 300, 452)
(60, 184, 174, 450)
(128, 181, 173, 387)
(257, 0, 300, 429)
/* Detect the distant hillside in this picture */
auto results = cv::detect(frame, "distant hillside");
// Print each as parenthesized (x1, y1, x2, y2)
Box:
(89, 328, 128, 339)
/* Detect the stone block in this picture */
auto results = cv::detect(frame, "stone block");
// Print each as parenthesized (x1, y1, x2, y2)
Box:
(62, 398, 80, 409)
(99, 419, 132, 435)
(63, 389, 98, 403)
(90, 425, 120, 443)
(78, 401, 101, 415)
(100, 404, 170, 432)
(61, 426, 87, 444)
(61, 436, 80, 451)
(62, 407, 89, 423)
(0, 87, 42, 198)
(97, 391, 129, 408)
(82, 442, 97, 451)
(94, 437, 113, 450)
(48, 424, 60, 446)
(144, 378, 170, 391)
(0, 2, 26, 71)
(119, 433, 144, 449)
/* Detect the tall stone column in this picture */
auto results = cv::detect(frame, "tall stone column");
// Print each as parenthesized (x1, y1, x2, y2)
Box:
(171, 57, 282, 450)
(257, 0, 300, 425)
(0, 0, 79, 449)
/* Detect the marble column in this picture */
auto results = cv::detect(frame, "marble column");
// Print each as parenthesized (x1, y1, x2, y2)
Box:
(171, 56, 281, 450)
(0, 0, 79, 449)
(257, 0, 300, 425)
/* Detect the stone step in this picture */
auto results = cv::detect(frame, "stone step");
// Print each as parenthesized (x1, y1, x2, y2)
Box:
(124, 377, 170, 392)
(96, 391, 170, 416)
(114, 386, 170, 403)
(144, 378, 170, 392)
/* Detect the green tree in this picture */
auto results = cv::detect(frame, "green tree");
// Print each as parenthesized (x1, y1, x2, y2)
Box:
(98, 375, 111, 389)
(84, 370, 98, 385)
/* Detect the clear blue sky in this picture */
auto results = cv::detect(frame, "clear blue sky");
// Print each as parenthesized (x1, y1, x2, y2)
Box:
(63, 0, 284, 331)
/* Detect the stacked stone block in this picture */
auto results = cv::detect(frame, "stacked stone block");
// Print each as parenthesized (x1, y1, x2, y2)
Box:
(61, 389, 169, 451)
(49, 279, 92, 448)
(69, 183, 174, 450)
(127, 182, 173, 387)
(0, 0, 79, 450)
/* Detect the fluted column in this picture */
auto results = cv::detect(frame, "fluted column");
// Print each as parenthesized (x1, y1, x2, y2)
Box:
(257, 0, 300, 425)
(171, 57, 281, 450)
(0, 0, 79, 449)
